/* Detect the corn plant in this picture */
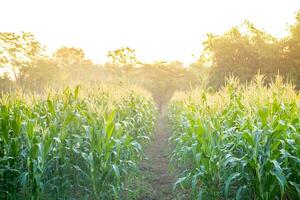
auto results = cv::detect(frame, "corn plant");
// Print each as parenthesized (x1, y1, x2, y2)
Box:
(168, 75, 300, 200)
(0, 84, 157, 199)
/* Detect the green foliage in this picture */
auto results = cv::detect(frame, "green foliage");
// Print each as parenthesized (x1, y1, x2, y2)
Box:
(0, 32, 43, 82)
(0, 84, 157, 199)
(107, 47, 138, 77)
(168, 75, 300, 199)
(285, 11, 300, 89)
(19, 59, 59, 92)
(200, 21, 284, 88)
(0, 73, 15, 93)
(132, 61, 197, 112)
(198, 11, 300, 89)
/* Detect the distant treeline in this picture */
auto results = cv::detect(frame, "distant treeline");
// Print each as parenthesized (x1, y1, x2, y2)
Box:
(1, 11, 300, 105)
(199, 18, 300, 89)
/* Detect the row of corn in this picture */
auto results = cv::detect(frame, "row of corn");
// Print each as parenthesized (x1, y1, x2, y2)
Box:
(0, 84, 157, 199)
(168, 76, 300, 200)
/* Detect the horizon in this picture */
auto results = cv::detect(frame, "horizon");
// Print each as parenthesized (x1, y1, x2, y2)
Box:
(1, 0, 300, 65)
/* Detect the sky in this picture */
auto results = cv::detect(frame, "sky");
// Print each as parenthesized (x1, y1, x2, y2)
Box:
(1, 0, 300, 65)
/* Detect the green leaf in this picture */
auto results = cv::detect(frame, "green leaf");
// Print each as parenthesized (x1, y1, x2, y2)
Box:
(225, 172, 240, 198)
(289, 181, 300, 197)
(236, 185, 247, 200)
(74, 85, 80, 99)
(271, 160, 286, 199)
(112, 164, 120, 178)
(30, 144, 39, 159)
(173, 176, 187, 190)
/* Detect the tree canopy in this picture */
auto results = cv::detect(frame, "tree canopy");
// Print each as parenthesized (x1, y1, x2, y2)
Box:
(0, 32, 43, 82)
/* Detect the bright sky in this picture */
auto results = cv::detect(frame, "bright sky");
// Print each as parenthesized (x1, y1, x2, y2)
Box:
(1, 0, 300, 65)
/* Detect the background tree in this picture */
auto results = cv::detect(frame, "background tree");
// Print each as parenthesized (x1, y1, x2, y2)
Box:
(0, 32, 43, 84)
(133, 61, 197, 112)
(201, 21, 283, 88)
(107, 47, 138, 77)
(53, 47, 93, 82)
(284, 10, 300, 89)
(188, 60, 210, 87)
(53, 47, 91, 67)
(19, 58, 59, 92)
(0, 72, 15, 93)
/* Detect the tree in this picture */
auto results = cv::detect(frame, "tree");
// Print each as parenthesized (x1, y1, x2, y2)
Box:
(53, 47, 93, 82)
(0, 32, 43, 83)
(200, 21, 282, 88)
(134, 61, 197, 112)
(107, 47, 138, 77)
(188, 61, 210, 86)
(53, 47, 92, 67)
(19, 58, 59, 91)
(0, 72, 15, 93)
(287, 11, 300, 61)
(285, 10, 300, 89)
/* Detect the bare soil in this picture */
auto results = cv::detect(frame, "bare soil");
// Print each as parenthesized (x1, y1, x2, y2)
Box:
(137, 115, 178, 200)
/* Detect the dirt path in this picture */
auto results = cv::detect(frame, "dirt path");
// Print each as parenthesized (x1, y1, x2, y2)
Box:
(138, 115, 177, 200)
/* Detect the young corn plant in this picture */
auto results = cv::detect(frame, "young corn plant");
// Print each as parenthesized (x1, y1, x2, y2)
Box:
(0, 84, 157, 199)
(168, 75, 300, 200)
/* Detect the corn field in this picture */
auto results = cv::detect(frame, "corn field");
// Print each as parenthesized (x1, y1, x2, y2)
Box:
(0, 84, 157, 199)
(168, 76, 300, 199)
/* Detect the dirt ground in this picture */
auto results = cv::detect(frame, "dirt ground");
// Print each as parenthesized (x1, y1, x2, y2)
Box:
(137, 115, 178, 200)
